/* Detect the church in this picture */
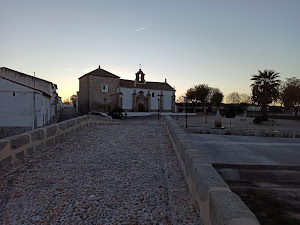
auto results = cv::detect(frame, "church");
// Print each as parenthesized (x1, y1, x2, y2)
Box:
(78, 65, 176, 115)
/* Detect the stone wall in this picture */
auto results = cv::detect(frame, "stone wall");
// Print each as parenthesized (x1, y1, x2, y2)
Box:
(0, 126, 31, 139)
(78, 76, 90, 115)
(0, 115, 120, 169)
(89, 76, 120, 112)
(163, 116, 260, 225)
(189, 127, 300, 138)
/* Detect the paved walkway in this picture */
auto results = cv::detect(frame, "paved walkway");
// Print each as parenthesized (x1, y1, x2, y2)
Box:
(0, 124, 201, 224)
(188, 133, 300, 166)
(175, 114, 300, 131)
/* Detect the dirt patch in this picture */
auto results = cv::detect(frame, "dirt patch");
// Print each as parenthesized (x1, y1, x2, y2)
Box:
(233, 188, 300, 225)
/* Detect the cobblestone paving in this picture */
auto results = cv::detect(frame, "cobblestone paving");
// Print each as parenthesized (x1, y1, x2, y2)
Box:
(0, 124, 202, 225)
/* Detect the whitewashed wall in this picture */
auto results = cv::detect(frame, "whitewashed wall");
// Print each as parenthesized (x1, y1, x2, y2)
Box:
(120, 87, 173, 111)
(0, 78, 51, 128)
(0, 68, 58, 121)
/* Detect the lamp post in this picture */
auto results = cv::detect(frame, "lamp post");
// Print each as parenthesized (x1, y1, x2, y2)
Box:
(183, 96, 187, 128)
(157, 94, 161, 120)
(205, 102, 208, 124)
(176, 100, 178, 120)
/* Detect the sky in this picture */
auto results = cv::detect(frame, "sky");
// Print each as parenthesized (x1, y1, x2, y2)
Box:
(1, 0, 299, 101)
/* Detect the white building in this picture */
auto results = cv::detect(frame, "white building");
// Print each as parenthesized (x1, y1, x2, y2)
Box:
(78, 66, 176, 115)
(0, 67, 59, 137)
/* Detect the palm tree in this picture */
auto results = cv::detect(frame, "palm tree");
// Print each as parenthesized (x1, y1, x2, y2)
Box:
(251, 69, 281, 117)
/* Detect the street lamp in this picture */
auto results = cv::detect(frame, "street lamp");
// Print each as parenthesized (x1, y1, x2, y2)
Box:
(183, 96, 187, 128)
(205, 103, 208, 124)
(157, 94, 161, 120)
(176, 100, 179, 120)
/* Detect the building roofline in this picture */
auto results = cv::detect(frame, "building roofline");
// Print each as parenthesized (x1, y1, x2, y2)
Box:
(0, 75, 51, 98)
(78, 67, 120, 79)
(0, 67, 57, 88)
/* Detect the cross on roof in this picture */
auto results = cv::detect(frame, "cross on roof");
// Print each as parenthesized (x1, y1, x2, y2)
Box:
(139, 63, 142, 70)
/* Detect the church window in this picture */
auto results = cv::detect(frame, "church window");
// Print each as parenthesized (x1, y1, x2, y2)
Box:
(102, 85, 108, 93)
(152, 93, 154, 97)
(13, 92, 16, 96)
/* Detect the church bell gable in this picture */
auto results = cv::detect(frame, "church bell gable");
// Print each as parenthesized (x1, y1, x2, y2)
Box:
(135, 69, 145, 83)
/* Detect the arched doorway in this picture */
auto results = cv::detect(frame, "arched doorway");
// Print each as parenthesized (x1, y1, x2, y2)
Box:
(138, 103, 145, 112)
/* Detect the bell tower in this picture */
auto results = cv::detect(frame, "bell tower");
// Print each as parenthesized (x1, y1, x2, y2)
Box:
(135, 63, 145, 83)
(135, 69, 145, 83)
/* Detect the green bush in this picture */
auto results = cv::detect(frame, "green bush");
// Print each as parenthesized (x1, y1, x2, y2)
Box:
(253, 115, 269, 124)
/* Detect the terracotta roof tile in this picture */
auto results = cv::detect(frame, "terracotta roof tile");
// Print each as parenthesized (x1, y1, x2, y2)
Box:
(79, 67, 120, 79)
(120, 79, 174, 91)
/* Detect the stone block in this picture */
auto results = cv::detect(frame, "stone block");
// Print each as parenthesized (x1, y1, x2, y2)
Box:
(179, 140, 195, 161)
(58, 122, 66, 131)
(76, 117, 82, 124)
(47, 125, 58, 138)
(29, 129, 44, 142)
(209, 190, 259, 225)
(35, 142, 45, 152)
(8, 134, 30, 150)
(0, 140, 8, 151)
(184, 149, 205, 176)
(191, 164, 229, 201)
(174, 134, 189, 150)
(15, 151, 25, 160)
(26, 147, 34, 155)
(66, 119, 76, 128)
(170, 128, 185, 140)
(0, 155, 12, 168)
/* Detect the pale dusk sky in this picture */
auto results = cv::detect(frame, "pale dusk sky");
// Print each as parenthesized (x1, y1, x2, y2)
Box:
(1, 0, 299, 101)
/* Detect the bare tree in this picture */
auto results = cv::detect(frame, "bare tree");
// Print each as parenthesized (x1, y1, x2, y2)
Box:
(281, 77, 300, 116)
(226, 92, 240, 104)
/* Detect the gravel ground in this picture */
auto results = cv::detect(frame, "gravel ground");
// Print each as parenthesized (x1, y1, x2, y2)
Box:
(0, 124, 202, 225)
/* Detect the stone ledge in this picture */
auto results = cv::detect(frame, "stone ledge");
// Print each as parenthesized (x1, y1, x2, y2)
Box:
(164, 115, 261, 225)
(0, 115, 120, 169)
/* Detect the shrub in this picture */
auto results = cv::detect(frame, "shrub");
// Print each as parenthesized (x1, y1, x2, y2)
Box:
(253, 115, 269, 124)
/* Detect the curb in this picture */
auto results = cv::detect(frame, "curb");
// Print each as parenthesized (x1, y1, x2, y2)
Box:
(163, 116, 260, 225)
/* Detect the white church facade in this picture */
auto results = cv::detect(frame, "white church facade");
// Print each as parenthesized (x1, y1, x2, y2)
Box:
(78, 66, 176, 115)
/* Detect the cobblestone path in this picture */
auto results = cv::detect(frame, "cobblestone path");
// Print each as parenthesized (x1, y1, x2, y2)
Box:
(0, 124, 202, 224)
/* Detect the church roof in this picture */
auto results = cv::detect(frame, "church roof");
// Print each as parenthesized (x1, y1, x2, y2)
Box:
(79, 66, 120, 79)
(120, 79, 174, 91)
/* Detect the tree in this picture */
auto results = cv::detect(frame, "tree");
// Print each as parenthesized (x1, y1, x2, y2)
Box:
(70, 95, 77, 107)
(240, 94, 252, 104)
(224, 105, 237, 126)
(210, 88, 224, 107)
(281, 77, 300, 117)
(63, 98, 71, 105)
(185, 84, 210, 105)
(226, 92, 240, 104)
(251, 69, 281, 116)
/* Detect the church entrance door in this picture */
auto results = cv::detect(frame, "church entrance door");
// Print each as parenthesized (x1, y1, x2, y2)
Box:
(138, 103, 145, 112)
